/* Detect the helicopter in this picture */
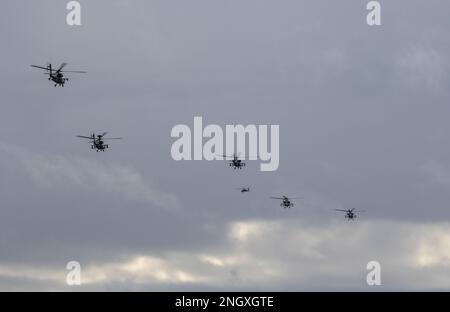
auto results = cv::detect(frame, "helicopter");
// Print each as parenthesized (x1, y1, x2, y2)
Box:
(76, 132, 122, 152)
(30, 63, 87, 87)
(237, 187, 250, 193)
(335, 208, 364, 220)
(217, 153, 246, 169)
(270, 195, 303, 208)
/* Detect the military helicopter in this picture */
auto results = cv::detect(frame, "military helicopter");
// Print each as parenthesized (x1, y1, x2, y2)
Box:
(270, 195, 303, 208)
(30, 63, 87, 87)
(335, 208, 364, 220)
(217, 153, 246, 169)
(237, 187, 250, 193)
(76, 132, 122, 152)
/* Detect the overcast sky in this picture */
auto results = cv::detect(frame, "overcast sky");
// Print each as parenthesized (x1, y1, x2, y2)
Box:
(1, 0, 450, 291)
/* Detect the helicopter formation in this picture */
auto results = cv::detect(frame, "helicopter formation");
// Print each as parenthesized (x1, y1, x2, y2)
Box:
(30, 62, 364, 220)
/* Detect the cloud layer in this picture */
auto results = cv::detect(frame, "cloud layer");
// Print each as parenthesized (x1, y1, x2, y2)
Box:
(1, 0, 450, 291)
(1, 219, 450, 291)
(0, 142, 178, 209)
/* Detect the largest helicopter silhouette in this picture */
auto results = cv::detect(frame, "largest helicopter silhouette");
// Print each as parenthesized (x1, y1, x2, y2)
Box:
(30, 63, 87, 87)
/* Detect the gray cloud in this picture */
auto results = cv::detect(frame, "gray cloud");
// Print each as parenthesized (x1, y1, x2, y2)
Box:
(1, 218, 450, 291)
(0, 142, 178, 209)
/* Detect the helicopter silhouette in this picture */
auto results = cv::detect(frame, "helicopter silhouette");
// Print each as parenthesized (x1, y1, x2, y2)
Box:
(76, 132, 122, 152)
(270, 195, 303, 208)
(217, 153, 247, 169)
(335, 208, 365, 220)
(30, 62, 87, 87)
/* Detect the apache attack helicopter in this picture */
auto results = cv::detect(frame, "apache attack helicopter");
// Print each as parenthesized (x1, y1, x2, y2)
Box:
(237, 187, 250, 193)
(217, 153, 247, 170)
(270, 195, 303, 208)
(76, 132, 122, 152)
(30, 62, 87, 87)
(335, 208, 365, 220)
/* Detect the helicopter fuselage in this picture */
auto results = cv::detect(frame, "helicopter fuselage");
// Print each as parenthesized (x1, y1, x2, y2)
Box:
(230, 158, 245, 169)
(91, 140, 109, 152)
(281, 199, 293, 208)
(49, 73, 67, 86)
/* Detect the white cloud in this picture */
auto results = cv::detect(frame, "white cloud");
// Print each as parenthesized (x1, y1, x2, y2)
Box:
(1, 218, 450, 290)
(81, 255, 205, 285)
(396, 46, 447, 90)
(414, 226, 450, 268)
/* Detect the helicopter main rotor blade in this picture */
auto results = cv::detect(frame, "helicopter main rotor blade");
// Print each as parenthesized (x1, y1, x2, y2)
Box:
(335, 209, 349, 212)
(56, 62, 68, 73)
(76, 135, 93, 139)
(103, 137, 123, 140)
(270, 197, 284, 199)
(60, 70, 87, 73)
(233, 154, 259, 160)
(30, 65, 50, 71)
